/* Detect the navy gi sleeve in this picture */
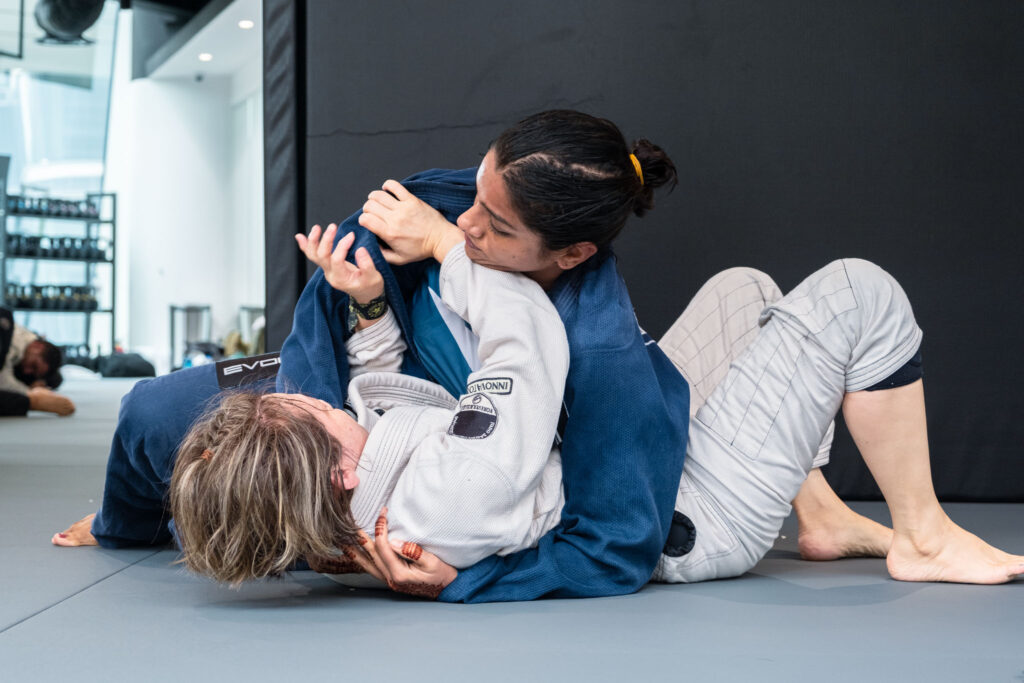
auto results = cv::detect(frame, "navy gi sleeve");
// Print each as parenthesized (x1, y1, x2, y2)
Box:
(439, 256, 691, 602)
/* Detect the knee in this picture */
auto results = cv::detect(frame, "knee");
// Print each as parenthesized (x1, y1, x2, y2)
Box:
(838, 259, 915, 322)
(710, 266, 784, 306)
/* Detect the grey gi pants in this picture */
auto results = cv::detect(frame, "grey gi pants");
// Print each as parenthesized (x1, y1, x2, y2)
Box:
(653, 259, 923, 582)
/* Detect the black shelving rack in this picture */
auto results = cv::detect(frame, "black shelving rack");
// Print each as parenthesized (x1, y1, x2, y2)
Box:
(0, 155, 117, 356)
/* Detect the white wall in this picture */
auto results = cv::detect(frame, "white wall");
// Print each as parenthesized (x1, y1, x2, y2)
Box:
(104, 10, 264, 373)
(226, 57, 265, 325)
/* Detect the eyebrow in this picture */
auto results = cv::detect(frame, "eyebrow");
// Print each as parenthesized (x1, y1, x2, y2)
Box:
(479, 200, 516, 231)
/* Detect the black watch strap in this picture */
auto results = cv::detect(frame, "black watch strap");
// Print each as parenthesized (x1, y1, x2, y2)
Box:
(349, 293, 388, 320)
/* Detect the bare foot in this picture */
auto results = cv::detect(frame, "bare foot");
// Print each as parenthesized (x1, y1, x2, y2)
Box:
(887, 514, 1024, 584)
(798, 509, 893, 561)
(793, 468, 893, 560)
(28, 388, 76, 416)
(52, 514, 98, 547)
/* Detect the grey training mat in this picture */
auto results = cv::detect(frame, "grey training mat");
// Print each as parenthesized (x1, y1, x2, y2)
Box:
(1, 378, 1022, 682)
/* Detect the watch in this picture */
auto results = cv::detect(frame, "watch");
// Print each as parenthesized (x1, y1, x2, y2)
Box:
(349, 293, 389, 320)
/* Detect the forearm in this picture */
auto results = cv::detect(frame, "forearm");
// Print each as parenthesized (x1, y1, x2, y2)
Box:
(438, 244, 568, 394)
(0, 389, 30, 416)
(346, 308, 406, 377)
(436, 244, 569, 489)
(429, 223, 465, 264)
(381, 248, 571, 565)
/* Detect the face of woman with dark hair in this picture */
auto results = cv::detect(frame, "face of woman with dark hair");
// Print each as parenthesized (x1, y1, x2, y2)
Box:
(455, 150, 569, 288)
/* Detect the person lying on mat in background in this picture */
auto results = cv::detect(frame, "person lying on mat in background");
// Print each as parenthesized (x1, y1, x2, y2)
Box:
(0, 306, 74, 417)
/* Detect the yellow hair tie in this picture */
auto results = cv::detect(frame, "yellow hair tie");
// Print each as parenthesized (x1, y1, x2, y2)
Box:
(629, 153, 644, 185)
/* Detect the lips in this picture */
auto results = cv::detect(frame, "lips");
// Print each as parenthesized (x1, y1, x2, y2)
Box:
(464, 235, 480, 252)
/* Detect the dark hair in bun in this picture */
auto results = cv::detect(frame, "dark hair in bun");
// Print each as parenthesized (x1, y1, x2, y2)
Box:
(492, 110, 677, 251)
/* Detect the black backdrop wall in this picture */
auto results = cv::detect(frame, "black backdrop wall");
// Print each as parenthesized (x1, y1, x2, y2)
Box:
(265, 1, 1024, 501)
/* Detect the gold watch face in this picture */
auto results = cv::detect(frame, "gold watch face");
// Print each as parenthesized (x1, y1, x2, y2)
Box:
(363, 299, 387, 319)
(351, 296, 388, 320)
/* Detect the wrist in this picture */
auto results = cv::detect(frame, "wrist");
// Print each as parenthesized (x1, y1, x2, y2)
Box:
(431, 224, 465, 263)
(351, 286, 385, 305)
(348, 293, 388, 331)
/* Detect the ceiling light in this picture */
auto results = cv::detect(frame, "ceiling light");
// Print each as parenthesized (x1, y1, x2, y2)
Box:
(238, 19, 255, 30)
(198, 53, 213, 62)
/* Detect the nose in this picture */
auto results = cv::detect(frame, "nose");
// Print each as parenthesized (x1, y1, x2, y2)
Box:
(457, 207, 486, 240)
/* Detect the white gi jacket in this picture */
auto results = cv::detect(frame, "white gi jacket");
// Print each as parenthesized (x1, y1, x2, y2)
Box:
(340, 244, 568, 569)
(0, 323, 38, 395)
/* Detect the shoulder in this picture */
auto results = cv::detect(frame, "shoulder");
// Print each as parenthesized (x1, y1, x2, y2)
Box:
(551, 253, 640, 354)
(400, 167, 478, 188)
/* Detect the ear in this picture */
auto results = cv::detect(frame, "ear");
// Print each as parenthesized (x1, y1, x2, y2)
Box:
(331, 467, 360, 491)
(554, 242, 598, 271)
(340, 468, 360, 491)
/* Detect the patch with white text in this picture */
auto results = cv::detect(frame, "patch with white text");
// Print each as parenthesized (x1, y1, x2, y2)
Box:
(448, 392, 498, 439)
(215, 352, 282, 389)
(465, 377, 513, 395)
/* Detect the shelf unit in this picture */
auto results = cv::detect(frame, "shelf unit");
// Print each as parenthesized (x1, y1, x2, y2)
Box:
(0, 155, 117, 355)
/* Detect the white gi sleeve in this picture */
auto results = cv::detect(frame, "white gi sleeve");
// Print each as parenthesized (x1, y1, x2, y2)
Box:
(345, 308, 406, 378)
(0, 326, 37, 395)
(381, 243, 569, 567)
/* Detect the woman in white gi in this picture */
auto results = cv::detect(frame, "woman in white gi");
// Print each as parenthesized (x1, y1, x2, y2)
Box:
(169, 224, 568, 590)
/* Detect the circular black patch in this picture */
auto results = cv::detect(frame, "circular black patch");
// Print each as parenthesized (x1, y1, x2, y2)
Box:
(448, 393, 497, 439)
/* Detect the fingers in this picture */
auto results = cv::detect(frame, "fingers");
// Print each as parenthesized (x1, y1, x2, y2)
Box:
(297, 224, 326, 262)
(316, 223, 338, 262)
(301, 223, 322, 253)
(343, 545, 386, 582)
(377, 247, 404, 266)
(346, 531, 386, 582)
(353, 246, 378, 274)
(330, 231, 356, 268)
(373, 508, 413, 578)
(381, 179, 412, 200)
(367, 189, 399, 209)
(400, 541, 424, 563)
(358, 211, 386, 236)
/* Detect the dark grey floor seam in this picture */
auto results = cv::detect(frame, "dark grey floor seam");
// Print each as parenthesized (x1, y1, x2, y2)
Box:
(0, 549, 164, 635)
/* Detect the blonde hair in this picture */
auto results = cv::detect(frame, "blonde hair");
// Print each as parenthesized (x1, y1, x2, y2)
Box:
(169, 391, 360, 586)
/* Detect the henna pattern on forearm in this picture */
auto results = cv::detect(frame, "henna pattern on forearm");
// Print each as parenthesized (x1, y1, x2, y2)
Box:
(307, 546, 365, 574)
(388, 580, 445, 599)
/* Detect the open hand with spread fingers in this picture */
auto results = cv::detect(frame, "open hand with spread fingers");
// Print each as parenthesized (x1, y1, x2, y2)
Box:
(296, 223, 384, 304)
(358, 179, 464, 265)
(369, 507, 458, 599)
